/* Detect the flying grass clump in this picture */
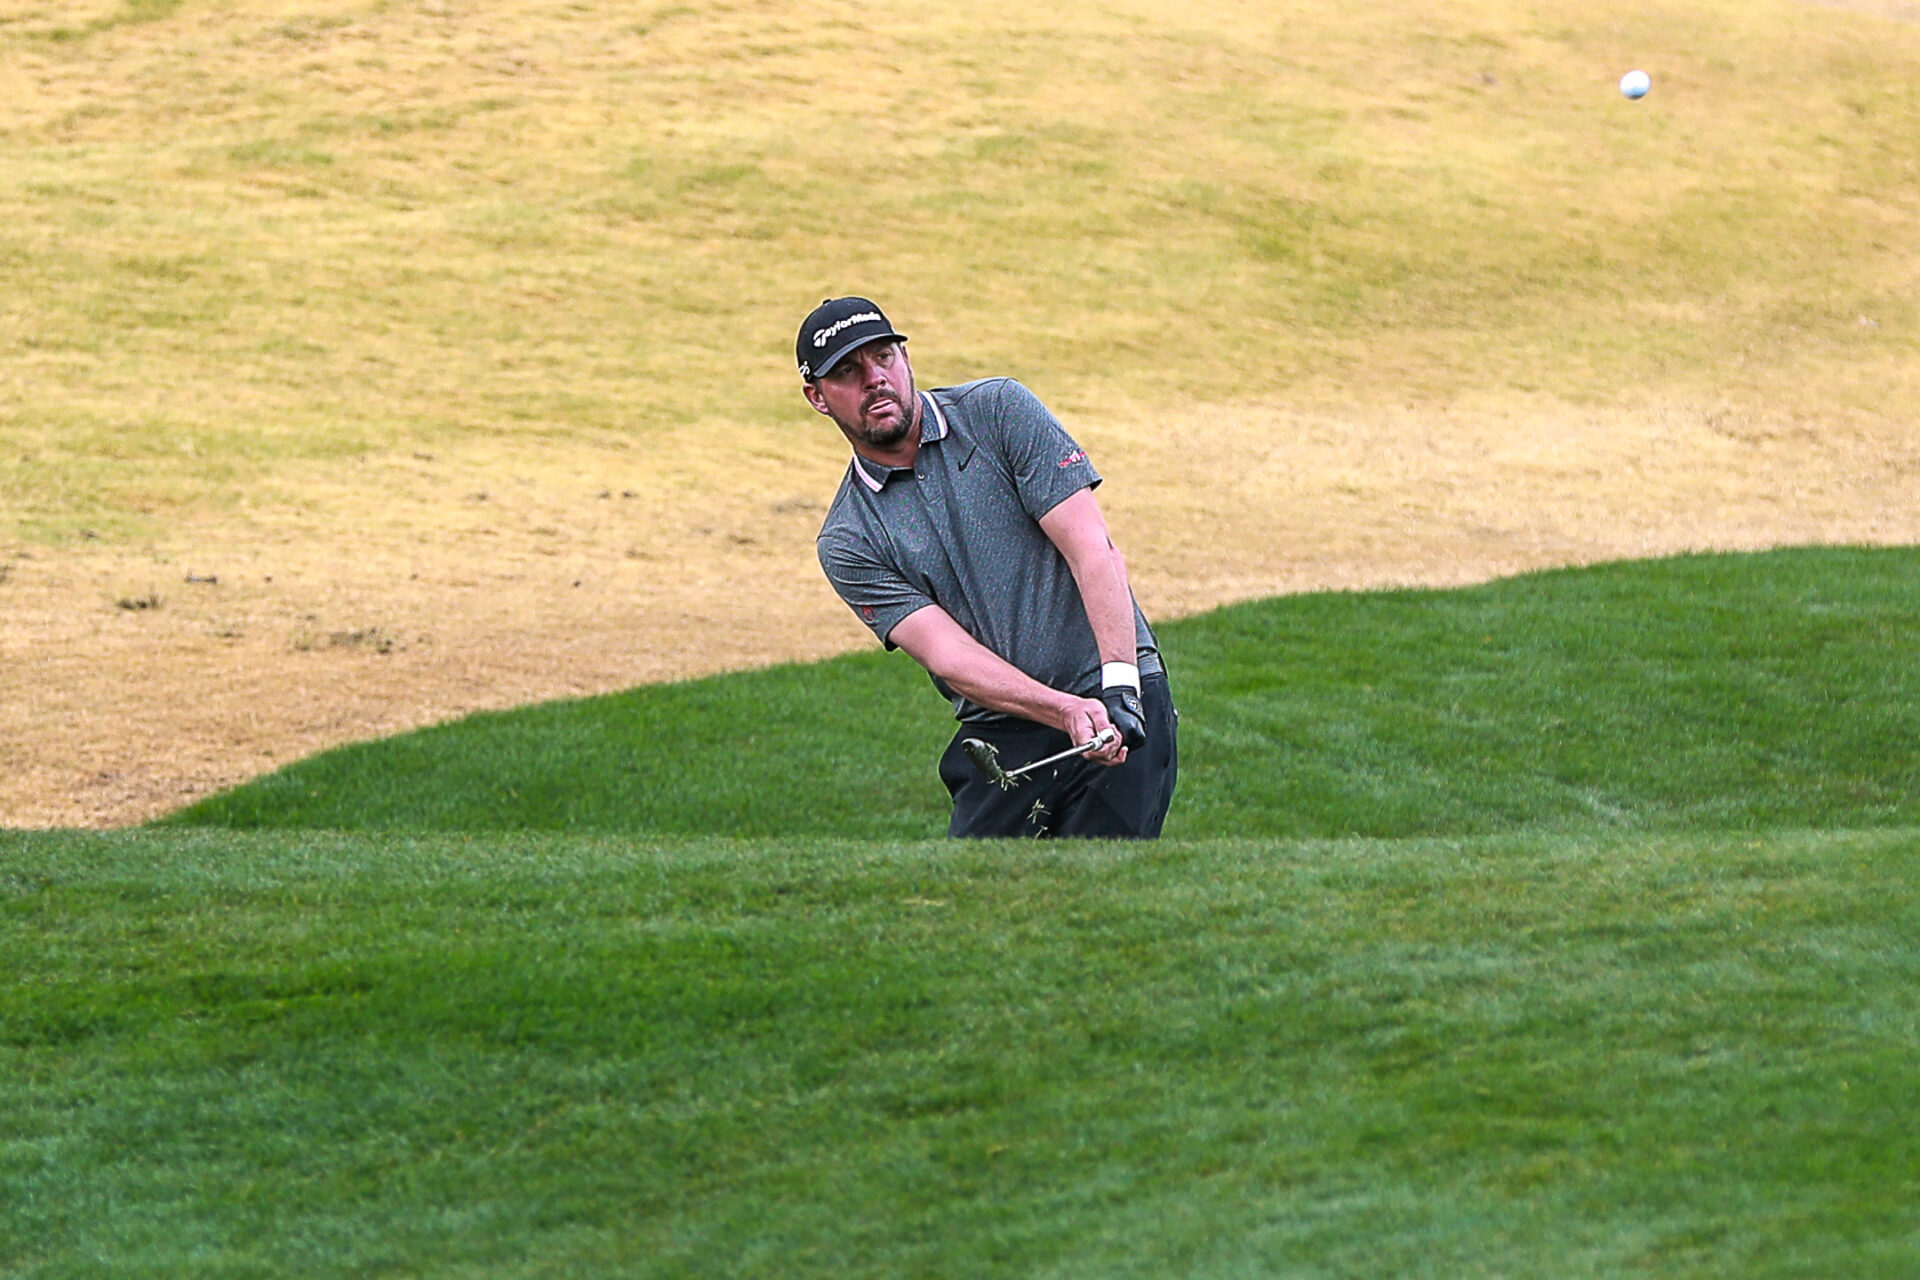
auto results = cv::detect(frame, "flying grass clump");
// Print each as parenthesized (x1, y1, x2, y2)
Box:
(962, 737, 1014, 790)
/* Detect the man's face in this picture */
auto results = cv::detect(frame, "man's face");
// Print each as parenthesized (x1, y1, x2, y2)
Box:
(803, 339, 918, 454)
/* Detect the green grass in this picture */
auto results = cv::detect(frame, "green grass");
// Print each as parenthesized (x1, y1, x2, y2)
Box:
(168, 546, 1920, 839)
(5, 825, 1918, 1277)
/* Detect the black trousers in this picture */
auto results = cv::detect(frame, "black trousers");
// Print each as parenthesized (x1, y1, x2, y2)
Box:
(939, 673, 1178, 839)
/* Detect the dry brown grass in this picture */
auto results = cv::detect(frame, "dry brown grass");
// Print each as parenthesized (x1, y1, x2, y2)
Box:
(4, 0, 1917, 826)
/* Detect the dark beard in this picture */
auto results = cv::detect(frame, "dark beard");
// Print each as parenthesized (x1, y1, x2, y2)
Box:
(849, 388, 914, 450)
(858, 401, 911, 448)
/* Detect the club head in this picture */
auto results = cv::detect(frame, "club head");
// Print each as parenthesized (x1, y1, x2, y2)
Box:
(961, 737, 1017, 790)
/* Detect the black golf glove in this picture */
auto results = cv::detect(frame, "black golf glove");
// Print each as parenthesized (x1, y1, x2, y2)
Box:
(1100, 686, 1148, 751)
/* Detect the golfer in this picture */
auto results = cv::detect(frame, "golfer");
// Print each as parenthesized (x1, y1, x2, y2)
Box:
(799, 297, 1177, 838)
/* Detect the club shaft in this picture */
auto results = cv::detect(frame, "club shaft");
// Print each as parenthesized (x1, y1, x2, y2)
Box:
(1004, 728, 1118, 780)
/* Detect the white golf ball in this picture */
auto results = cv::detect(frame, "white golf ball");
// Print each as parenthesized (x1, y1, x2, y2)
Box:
(1620, 69, 1651, 100)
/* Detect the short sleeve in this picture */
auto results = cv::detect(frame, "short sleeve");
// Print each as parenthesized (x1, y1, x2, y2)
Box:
(989, 380, 1102, 521)
(817, 527, 933, 649)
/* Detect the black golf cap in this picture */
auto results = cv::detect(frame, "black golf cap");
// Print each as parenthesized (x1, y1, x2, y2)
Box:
(796, 297, 907, 380)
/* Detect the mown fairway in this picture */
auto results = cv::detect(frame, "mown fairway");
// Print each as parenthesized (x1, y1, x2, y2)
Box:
(5, 826, 1919, 1278)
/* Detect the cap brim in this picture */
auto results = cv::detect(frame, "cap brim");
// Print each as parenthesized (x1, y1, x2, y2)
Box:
(810, 331, 907, 378)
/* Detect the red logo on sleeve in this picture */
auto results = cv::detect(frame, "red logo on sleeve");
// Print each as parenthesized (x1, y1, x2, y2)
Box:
(861, 606, 878, 622)
(1058, 449, 1087, 468)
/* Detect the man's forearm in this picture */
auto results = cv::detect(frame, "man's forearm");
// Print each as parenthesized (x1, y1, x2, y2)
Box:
(1040, 489, 1139, 671)
(895, 609, 1075, 723)
(1072, 542, 1138, 671)
(1037, 487, 1150, 749)
(889, 605, 1114, 742)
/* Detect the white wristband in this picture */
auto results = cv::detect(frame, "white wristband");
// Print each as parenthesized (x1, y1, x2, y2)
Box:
(1101, 661, 1141, 692)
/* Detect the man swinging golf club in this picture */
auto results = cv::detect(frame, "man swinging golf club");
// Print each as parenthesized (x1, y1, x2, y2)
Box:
(800, 297, 1177, 838)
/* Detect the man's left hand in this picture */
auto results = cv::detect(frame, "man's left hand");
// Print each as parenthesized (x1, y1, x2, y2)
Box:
(1100, 686, 1147, 751)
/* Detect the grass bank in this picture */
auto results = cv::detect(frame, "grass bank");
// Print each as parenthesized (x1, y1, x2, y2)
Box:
(168, 546, 1920, 838)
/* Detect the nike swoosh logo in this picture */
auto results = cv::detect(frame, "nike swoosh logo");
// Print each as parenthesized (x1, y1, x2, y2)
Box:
(957, 445, 978, 471)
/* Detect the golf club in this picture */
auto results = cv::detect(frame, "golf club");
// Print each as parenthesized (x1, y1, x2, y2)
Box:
(961, 727, 1119, 791)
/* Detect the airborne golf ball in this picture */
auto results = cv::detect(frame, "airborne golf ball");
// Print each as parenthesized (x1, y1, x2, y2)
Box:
(1620, 69, 1651, 99)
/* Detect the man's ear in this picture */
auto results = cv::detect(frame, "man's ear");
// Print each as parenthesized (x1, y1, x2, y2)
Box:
(802, 381, 832, 416)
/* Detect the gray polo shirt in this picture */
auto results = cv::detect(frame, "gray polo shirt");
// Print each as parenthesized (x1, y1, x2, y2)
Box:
(817, 377, 1163, 723)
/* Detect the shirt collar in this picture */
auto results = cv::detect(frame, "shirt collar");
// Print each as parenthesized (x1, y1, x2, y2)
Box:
(851, 391, 948, 493)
